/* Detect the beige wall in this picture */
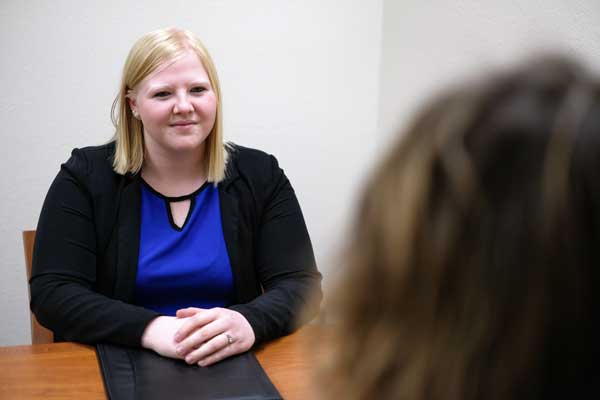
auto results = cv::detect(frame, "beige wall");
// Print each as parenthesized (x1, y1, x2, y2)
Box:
(0, 0, 383, 345)
(377, 0, 600, 145)
(2, 0, 600, 346)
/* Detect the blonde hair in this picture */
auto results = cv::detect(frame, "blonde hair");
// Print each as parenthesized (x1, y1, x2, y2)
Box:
(318, 57, 599, 399)
(111, 27, 227, 182)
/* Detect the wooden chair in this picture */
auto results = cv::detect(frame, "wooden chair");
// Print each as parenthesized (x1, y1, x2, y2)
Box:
(22, 230, 54, 344)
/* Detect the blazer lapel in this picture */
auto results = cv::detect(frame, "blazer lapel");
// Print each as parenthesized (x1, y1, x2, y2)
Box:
(114, 174, 142, 303)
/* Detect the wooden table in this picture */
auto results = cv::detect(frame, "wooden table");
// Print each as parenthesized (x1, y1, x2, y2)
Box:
(0, 326, 319, 399)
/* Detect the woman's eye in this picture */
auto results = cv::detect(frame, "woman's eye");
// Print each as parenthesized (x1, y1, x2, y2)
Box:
(153, 91, 170, 98)
(191, 86, 207, 94)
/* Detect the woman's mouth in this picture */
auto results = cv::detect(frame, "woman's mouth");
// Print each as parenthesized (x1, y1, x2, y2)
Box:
(170, 121, 197, 127)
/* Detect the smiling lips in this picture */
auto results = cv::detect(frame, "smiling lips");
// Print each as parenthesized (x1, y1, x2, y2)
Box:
(170, 120, 197, 127)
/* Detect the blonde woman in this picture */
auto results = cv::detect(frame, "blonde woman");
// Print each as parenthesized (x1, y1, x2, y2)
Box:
(320, 57, 598, 399)
(30, 28, 321, 367)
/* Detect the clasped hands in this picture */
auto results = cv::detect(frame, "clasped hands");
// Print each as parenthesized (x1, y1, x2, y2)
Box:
(141, 307, 255, 367)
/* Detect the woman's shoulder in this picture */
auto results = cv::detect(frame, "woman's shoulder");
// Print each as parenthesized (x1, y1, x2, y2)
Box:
(225, 142, 282, 182)
(62, 141, 117, 182)
(226, 142, 273, 164)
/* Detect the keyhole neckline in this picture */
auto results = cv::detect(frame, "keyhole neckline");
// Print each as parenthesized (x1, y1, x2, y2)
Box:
(140, 178, 209, 202)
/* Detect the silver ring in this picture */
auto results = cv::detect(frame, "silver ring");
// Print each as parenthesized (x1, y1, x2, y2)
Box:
(225, 333, 234, 345)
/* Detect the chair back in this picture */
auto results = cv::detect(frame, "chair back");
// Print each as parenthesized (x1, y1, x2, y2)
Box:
(22, 230, 54, 344)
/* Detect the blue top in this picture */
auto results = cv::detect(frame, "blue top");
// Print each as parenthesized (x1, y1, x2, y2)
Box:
(135, 179, 234, 315)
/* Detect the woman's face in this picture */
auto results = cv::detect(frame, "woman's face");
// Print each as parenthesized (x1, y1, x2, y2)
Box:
(128, 51, 217, 158)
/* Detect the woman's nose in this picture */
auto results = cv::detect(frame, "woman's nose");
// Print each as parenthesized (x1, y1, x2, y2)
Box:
(173, 93, 193, 114)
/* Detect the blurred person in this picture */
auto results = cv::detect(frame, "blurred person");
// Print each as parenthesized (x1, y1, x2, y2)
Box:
(319, 56, 598, 399)
(30, 27, 321, 366)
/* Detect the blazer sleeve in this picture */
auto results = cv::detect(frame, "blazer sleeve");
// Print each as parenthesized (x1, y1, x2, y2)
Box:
(230, 153, 322, 345)
(29, 149, 160, 347)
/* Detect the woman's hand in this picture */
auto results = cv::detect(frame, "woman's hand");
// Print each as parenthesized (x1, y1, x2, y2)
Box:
(173, 307, 256, 367)
(141, 316, 187, 359)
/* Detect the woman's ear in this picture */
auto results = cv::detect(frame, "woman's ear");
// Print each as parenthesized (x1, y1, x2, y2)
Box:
(127, 92, 140, 119)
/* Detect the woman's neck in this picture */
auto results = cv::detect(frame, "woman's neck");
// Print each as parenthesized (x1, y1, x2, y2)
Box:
(141, 146, 207, 197)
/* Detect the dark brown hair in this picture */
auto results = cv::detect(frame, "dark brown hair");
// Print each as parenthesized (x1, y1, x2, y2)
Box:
(319, 56, 600, 400)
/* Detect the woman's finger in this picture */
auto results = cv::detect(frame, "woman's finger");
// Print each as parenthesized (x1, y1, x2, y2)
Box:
(176, 307, 202, 318)
(174, 309, 216, 342)
(176, 318, 226, 357)
(184, 332, 232, 365)
(197, 334, 237, 367)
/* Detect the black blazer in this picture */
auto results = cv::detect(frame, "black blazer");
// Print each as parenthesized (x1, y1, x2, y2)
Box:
(30, 142, 321, 347)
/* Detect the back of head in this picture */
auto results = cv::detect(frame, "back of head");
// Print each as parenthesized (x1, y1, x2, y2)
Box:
(321, 56, 600, 400)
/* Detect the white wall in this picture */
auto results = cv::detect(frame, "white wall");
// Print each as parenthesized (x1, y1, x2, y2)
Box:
(377, 0, 600, 145)
(0, 0, 383, 345)
(3, 0, 600, 346)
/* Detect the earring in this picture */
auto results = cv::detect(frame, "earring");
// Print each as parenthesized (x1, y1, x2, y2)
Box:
(132, 110, 139, 119)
